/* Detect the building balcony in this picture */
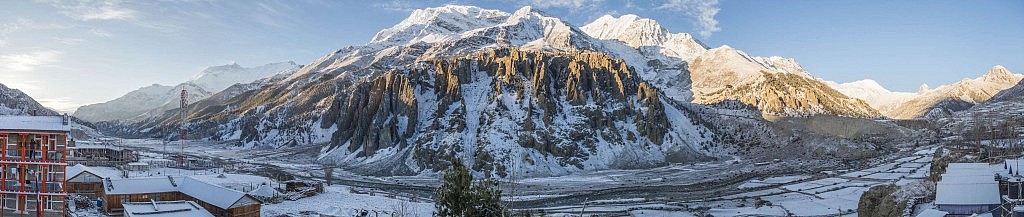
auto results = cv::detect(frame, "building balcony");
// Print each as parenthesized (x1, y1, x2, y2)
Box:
(0, 151, 65, 165)
(0, 180, 64, 195)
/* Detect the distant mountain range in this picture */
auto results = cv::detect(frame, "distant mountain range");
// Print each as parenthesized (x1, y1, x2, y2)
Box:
(73, 61, 299, 123)
(829, 65, 1022, 119)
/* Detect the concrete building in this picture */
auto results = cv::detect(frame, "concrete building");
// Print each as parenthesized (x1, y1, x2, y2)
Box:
(0, 115, 71, 217)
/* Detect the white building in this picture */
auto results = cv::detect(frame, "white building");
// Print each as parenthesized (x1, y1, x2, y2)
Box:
(935, 163, 1001, 216)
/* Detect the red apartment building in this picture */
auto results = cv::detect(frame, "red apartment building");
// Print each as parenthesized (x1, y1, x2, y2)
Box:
(0, 116, 71, 217)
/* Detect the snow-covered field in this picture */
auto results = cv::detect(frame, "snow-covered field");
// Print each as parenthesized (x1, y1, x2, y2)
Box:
(263, 185, 434, 217)
(74, 138, 942, 216)
(547, 145, 938, 216)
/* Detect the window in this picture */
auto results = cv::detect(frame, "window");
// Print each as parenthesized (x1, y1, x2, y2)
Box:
(150, 194, 161, 201)
(120, 195, 129, 204)
(25, 197, 36, 211)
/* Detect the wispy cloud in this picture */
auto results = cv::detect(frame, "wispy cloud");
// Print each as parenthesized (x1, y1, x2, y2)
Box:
(0, 18, 74, 47)
(373, 0, 421, 12)
(0, 50, 63, 72)
(529, 0, 604, 9)
(44, 0, 138, 21)
(53, 37, 87, 45)
(656, 0, 721, 38)
(89, 28, 112, 37)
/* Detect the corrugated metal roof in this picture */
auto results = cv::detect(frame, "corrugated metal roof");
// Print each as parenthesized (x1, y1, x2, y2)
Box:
(0, 115, 70, 132)
(104, 175, 254, 209)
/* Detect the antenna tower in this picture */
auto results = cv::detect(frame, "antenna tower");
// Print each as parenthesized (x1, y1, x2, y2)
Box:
(179, 89, 188, 169)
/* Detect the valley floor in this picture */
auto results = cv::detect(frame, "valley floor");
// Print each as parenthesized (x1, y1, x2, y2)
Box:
(74, 138, 938, 216)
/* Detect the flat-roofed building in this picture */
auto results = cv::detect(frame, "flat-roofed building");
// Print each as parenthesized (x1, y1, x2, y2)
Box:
(122, 200, 215, 217)
(936, 163, 1001, 216)
(67, 141, 136, 167)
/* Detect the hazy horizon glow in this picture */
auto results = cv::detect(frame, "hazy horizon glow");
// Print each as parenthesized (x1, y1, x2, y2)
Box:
(1, 0, 1021, 113)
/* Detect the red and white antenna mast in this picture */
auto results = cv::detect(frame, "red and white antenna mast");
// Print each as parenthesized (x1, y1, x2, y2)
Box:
(179, 89, 188, 168)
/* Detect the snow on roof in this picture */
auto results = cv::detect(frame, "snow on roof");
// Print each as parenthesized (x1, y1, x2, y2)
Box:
(178, 176, 252, 209)
(128, 162, 149, 166)
(946, 163, 992, 171)
(67, 164, 122, 180)
(941, 173, 996, 184)
(248, 184, 278, 198)
(936, 163, 1001, 205)
(915, 209, 948, 217)
(0, 115, 70, 132)
(936, 182, 1000, 205)
(123, 200, 215, 217)
(71, 143, 128, 151)
(105, 177, 179, 195)
(104, 176, 256, 209)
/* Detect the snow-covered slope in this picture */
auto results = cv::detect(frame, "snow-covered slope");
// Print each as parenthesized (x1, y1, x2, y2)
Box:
(581, 14, 707, 62)
(686, 46, 879, 117)
(581, 15, 877, 118)
(0, 82, 60, 116)
(886, 65, 1022, 119)
(75, 62, 298, 123)
(189, 61, 299, 93)
(826, 79, 915, 111)
(73, 83, 210, 123)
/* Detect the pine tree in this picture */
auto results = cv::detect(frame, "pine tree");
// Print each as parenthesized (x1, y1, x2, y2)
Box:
(434, 159, 509, 217)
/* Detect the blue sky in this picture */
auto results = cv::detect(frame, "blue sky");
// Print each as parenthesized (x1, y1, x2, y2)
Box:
(0, 0, 1021, 112)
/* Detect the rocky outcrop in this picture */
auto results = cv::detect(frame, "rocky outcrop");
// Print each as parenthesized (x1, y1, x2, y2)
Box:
(327, 72, 418, 157)
(695, 70, 881, 118)
(315, 48, 691, 176)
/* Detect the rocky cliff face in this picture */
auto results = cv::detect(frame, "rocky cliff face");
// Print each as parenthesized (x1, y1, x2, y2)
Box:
(327, 48, 711, 176)
(687, 47, 880, 118)
(112, 48, 716, 177)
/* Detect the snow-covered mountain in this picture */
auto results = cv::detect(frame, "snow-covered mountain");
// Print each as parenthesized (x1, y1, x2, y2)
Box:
(581, 15, 879, 118)
(190, 61, 299, 93)
(0, 82, 59, 116)
(826, 79, 915, 112)
(106, 6, 904, 177)
(885, 65, 1022, 119)
(74, 62, 298, 122)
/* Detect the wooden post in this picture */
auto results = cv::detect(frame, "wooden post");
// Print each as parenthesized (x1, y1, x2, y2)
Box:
(324, 165, 333, 186)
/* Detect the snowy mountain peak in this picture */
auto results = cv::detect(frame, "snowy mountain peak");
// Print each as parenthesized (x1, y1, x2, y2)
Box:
(752, 56, 811, 77)
(846, 79, 887, 91)
(189, 61, 300, 93)
(919, 84, 931, 93)
(981, 65, 1016, 82)
(369, 5, 509, 45)
(581, 14, 706, 61)
(826, 79, 915, 111)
